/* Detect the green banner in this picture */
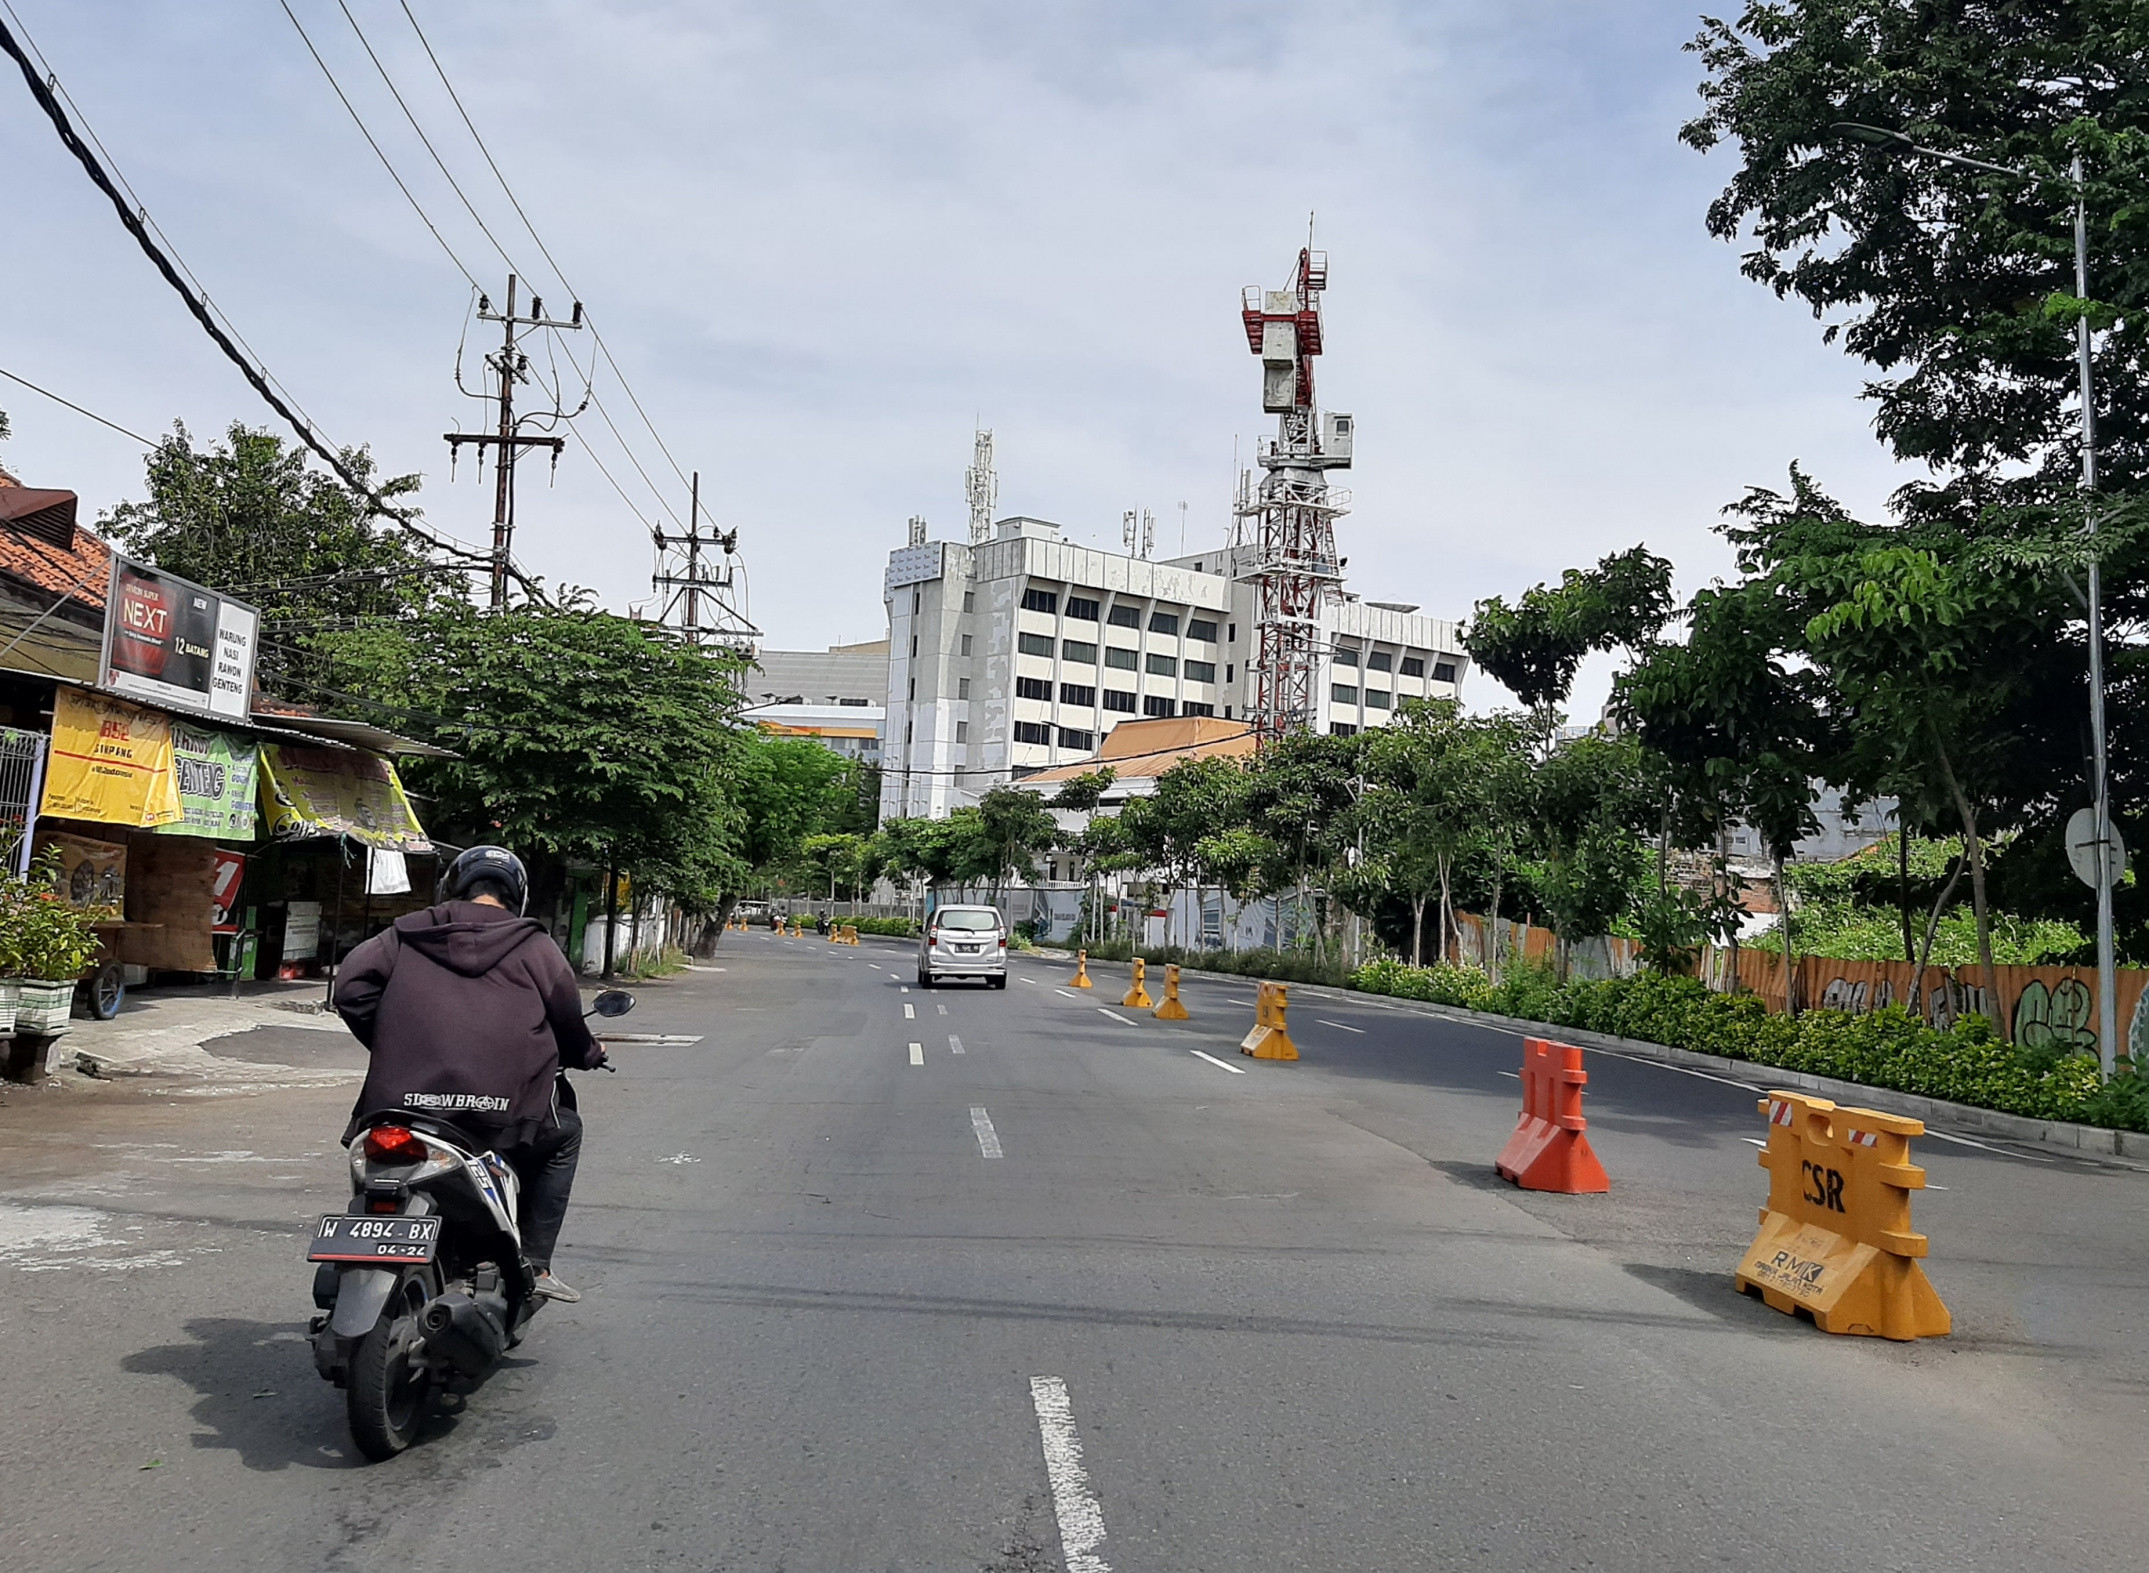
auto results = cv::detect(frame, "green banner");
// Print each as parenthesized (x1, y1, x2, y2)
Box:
(154, 721, 260, 842)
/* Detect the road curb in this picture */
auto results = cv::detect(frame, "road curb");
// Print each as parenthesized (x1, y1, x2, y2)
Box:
(1033, 954, 2149, 1170)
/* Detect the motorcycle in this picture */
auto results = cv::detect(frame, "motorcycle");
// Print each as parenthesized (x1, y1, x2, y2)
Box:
(306, 987, 637, 1460)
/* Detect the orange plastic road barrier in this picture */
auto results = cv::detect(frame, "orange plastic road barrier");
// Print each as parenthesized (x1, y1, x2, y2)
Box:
(843, 925, 859, 945)
(1071, 950, 1094, 989)
(1735, 1091, 1950, 1340)
(1152, 963, 1190, 1020)
(1493, 1038, 1610, 1194)
(1122, 957, 1154, 1009)
(1238, 981, 1299, 1060)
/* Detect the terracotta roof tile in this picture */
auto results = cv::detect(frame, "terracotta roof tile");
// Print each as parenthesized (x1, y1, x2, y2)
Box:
(0, 501, 109, 608)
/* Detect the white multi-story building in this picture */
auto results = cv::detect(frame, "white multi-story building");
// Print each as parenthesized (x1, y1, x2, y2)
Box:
(880, 516, 1469, 819)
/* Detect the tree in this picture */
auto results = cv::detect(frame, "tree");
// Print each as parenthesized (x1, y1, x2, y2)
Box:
(104, 422, 458, 696)
(973, 785, 1059, 906)
(1361, 700, 1494, 964)
(1465, 546, 1674, 745)
(728, 733, 853, 891)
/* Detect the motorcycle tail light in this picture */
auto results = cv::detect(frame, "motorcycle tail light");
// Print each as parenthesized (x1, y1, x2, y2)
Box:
(363, 1124, 428, 1164)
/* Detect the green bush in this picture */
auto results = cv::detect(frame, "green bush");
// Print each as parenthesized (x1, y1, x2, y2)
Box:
(1078, 937, 1352, 987)
(850, 916, 919, 938)
(1348, 959, 2138, 1132)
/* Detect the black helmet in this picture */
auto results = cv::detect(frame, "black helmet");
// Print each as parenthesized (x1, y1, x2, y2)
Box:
(442, 845, 529, 914)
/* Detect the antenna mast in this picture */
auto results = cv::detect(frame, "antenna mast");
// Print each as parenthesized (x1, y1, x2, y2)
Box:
(1235, 242, 1351, 741)
(966, 429, 997, 544)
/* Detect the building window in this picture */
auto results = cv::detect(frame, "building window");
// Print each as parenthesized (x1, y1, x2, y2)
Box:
(958, 677, 971, 699)
(905, 720, 913, 743)
(1223, 705, 1232, 719)
(1062, 639, 1097, 664)
(1332, 683, 1359, 705)
(1057, 727, 1094, 750)
(1367, 650, 1393, 672)
(1145, 653, 1177, 677)
(1022, 587, 1059, 614)
(1103, 689, 1137, 713)
(1187, 618, 1218, 643)
(1066, 595, 1100, 621)
(956, 721, 969, 742)
(1184, 659, 1216, 684)
(1329, 721, 1357, 737)
(1016, 676, 1053, 701)
(1400, 656, 1425, 678)
(1228, 622, 1236, 642)
(1060, 682, 1096, 707)
(1433, 661, 1458, 683)
(1105, 646, 1138, 671)
(1148, 610, 1180, 636)
(1014, 721, 1052, 745)
(1107, 604, 1142, 629)
(1332, 645, 1359, 666)
(960, 634, 973, 655)
(1017, 632, 1055, 657)
(912, 591, 921, 614)
(1182, 701, 1214, 717)
(963, 591, 975, 612)
(910, 635, 918, 658)
(1226, 663, 1234, 683)
(1366, 688, 1392, 709)
(1142, 695, 1175, 718)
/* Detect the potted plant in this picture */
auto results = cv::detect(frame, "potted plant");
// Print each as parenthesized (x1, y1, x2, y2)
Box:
(16, 869, 103, 1038)
(0, 875, 26, 1035)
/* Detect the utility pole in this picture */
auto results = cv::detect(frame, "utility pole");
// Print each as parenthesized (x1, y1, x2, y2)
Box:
(652, 468, 756, 650)
(444, 275, 582, 609)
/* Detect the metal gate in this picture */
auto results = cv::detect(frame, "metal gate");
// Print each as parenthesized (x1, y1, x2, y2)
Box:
(0, 725, 47, 874)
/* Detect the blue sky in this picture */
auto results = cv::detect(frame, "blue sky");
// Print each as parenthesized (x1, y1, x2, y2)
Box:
(2, 2, 1911, 718)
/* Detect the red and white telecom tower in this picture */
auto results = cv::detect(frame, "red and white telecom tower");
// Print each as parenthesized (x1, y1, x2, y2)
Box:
(1235, 245, 1352, 741)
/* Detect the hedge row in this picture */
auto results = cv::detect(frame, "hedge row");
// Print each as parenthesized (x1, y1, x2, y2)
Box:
(1073, 937, 1351, 987)
(1349, 958, 2149, 1133)
(849, 916, 920, 938)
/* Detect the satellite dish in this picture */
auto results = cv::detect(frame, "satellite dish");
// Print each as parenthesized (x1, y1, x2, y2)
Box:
(2065, 806, 2127, 889)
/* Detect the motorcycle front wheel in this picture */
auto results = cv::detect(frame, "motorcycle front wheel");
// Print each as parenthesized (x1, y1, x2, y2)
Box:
(347, 1268, 434, 1461)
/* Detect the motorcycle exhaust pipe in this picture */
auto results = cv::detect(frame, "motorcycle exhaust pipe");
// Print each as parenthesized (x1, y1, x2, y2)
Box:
(418, 1290, 509, 1378)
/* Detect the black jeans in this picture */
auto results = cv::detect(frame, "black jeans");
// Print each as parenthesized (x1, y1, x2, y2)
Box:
(503, 1104, 581, 1272)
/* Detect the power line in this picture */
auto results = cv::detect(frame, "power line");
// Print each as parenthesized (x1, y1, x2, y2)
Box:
(275, 0, 481, 291)
(0, 10, 542, 593)
(0, 365, 154, 446)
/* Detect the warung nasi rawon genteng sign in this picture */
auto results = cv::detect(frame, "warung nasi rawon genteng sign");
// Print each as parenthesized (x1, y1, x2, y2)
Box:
(99, 554, 260, 721)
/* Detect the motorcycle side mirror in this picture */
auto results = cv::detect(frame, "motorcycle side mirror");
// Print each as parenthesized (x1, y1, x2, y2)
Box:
(591, 989, 636, 1018)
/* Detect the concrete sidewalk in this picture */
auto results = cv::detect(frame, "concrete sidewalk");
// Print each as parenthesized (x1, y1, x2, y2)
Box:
(7, 982, 360, 1099)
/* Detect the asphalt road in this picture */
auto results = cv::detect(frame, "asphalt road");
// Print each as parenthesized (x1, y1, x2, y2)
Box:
(2, 931, 2145, 1572)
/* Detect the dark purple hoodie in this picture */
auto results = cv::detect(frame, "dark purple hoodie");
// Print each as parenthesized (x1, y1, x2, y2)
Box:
(335, 901, 600, 1147)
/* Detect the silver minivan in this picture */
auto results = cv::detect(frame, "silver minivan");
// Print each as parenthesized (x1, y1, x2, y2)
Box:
(917, 905, 1008, 988)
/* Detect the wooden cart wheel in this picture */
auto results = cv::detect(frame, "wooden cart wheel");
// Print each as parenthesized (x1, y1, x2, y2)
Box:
(85, 961, 126, 1021)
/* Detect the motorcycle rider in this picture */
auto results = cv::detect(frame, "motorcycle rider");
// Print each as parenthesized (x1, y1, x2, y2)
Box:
(333, 845, 604, 1304)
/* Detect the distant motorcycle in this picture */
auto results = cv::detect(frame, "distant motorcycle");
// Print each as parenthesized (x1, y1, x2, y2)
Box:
(305, 988, 636, 1460)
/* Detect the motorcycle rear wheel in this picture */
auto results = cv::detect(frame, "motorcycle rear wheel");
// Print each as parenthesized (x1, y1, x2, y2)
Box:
(346, 1272, 433, 1460)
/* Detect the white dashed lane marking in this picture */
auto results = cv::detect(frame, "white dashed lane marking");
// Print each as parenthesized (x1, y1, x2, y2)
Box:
(1190, 1050, 1246, 1075)
(908, 1042, 924, 1066)
(903, 1004, 916, 1019)
(1030, 1377, 1111, 1573)
(1317, 1019, 1365, 1034)
(970, 1106, 1002, 1158)
(1097, 1009, 1133, 1025)
(949, 1035, 965, 1055)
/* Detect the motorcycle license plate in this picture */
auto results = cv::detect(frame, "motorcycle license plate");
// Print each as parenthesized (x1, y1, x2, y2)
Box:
(307, 1214, 441, 1265)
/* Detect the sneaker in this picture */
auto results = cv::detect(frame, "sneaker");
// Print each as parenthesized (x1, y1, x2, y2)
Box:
(532, 1271, 583, 1303)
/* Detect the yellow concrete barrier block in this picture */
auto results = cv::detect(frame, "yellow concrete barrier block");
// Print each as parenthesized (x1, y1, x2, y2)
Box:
(1734, 1091, 1950, 1341)
(1071, 950, 1094, 989)
(1122, 957, 1154, 1009)
(1238, 981, 1298, 1060)
(1152, 963, 1190, 1020)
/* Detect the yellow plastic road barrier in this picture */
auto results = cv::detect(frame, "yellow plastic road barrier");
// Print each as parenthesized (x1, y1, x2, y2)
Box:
(1152, 963, 1190, 1020)
(1734, 1090, 1950, 1341)
(1071, 950, 1094, 989)
(842, 924, 859, 945)
(1122, 957, 1154, 1009)
(1238, 981, 1299, 1060)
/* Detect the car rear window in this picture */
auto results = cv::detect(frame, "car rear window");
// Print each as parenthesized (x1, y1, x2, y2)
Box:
(934, 911, 1000, 932)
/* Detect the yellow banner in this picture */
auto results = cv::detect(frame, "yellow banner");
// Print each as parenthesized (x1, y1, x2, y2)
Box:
(39, 687, 184, 829)
(258, 743, 430, 851)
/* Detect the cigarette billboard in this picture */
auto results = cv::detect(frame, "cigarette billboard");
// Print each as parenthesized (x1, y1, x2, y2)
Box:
(99, 555, 260, 721)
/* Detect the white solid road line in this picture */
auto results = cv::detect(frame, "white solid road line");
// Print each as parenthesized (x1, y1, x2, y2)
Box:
(903, 1003, 916, 1019)
(970, 1106, 1003, 1158)
(1097, 1008, 1134, 1025)
(1190, 1050, 1247, 1075)
(1922, 1127, 2055, 1162)
(949, 1035, 965, 1055)
(1317, 1019, 1366, 1034)
(1029, 1376, 1112, 1573)
(908, 1042, 924, 1066)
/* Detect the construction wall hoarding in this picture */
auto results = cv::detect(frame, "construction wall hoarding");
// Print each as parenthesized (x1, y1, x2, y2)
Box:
(100, 555, 259, 721)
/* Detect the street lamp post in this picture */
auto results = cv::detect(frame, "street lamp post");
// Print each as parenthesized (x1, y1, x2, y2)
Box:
(1832, 124, 2120, 1075)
